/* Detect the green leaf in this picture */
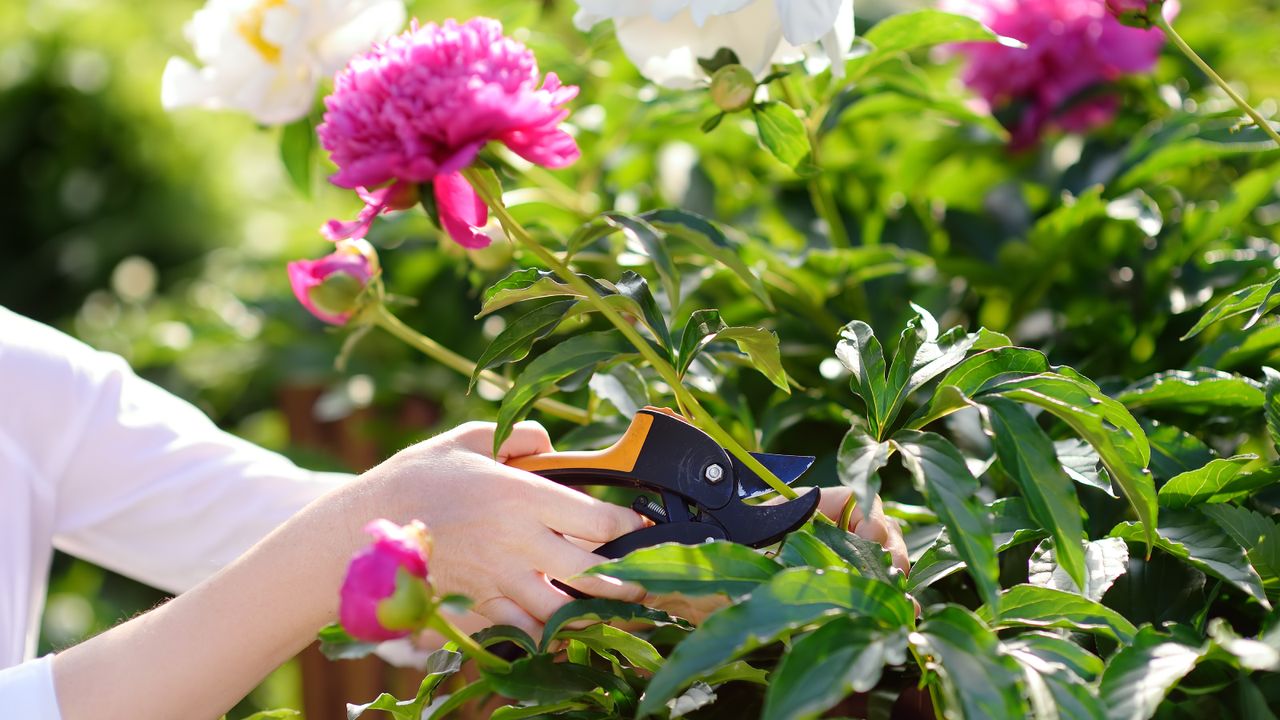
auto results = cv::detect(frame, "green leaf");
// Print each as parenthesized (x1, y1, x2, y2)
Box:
(1158, 456, 1279, 509)
(479, 268, 606, 316)
(907, 498, 1047, 592)
(892, 430, 1000, 609)
(540, 599, 686, 651)
(677, 311, 789, 391)
(714, 326, 790, 392)
(1201, 504, 1280, 598)
(317, 623, 378, 661)
(558, 624, 664, 672)
(470, 300, 576, 392)
(753, 102, 810, 169)
(588, 363, 649, 417)
(837, 321, 889, 436)
(847, 9, 1007, 78)
(836, 431, 890, 516)
(603, 213, 680, 308)
(981, 396, 1088, 591)
(991, 372, 1156, 551)
(1117, 369, 1264, 412)
(1141, 419, 1216, 483)
(1028, 537, 1130, 602)
(1099, 628, 1205, 720)
(912, 606, 1027, 719)
(484, 654, 631, 706)
(668, 683, 717, 718)
(1005, 643, 1107, 720)
(811, 520, 901, 588)
(779, 528, 847, 569)
(1111, 509, 1270, 608)
(473, 625, 537, 655)
(909, 346, 1049, 429)
(1182, 274, 1280, 339)
(762, 617, 909, 720)
(1056, 439, 1117, 497)
(641, 209, 773, 310)
(1004, 632, 1105, 682)
(979, 584, 1138, 642)
(636, 567, 914, 717)
(279, 116, 314, 196)
(1265, 367, 1280, 454)
(1119, 121, 1280, 190)
(583, 541, 783, 597)
(697, 47, 741, 74)
(614, 270, 673, 354)
(494, 331, 629, 452)
(348, 650, 462, 719)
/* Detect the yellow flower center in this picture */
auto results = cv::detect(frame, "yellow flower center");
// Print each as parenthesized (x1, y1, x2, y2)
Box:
(235, 0, 287, 64)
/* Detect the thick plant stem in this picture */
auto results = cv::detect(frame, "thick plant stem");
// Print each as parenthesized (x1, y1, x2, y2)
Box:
(1156, 14, 1280, 147)
(463, 167, 797, 500)
(426, 612, 510, 672)
(371, 304, 590, 425)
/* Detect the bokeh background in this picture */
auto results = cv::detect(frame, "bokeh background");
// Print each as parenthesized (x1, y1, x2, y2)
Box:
(3, 0, 1278, 715)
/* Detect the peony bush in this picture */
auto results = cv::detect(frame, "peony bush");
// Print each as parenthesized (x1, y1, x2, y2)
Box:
(161, 0, 1280, 717)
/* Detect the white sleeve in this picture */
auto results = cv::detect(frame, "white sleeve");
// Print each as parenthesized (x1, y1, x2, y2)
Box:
(0, 655, 61, 720)
(2, 309, 352, 594)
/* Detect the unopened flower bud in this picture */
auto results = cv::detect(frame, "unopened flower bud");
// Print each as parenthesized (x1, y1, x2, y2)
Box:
(709, 64, 756, 113)
(287, 238, 379, 325)
(339, 519, 433, 642)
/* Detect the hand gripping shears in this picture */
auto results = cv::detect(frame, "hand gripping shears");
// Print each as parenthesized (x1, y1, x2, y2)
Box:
(509, 407, 820, 561)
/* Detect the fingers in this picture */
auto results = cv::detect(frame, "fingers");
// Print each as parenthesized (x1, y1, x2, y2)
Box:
(528, 480, 647, 542)
(532, 532, 646, 603)
(813, 487, 912, 575)
(474, 596, 543, 639)
(496, 421, 554, 463)
(502, 572, 575, 623)
(851, 496, 890, 544)
(448, 420, 553, 461)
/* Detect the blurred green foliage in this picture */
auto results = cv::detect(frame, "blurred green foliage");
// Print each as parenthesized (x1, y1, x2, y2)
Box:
(3, 0, 1279, 716)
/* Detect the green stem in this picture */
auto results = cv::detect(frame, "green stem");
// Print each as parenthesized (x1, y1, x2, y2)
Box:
(463, 167, 797, 500)
(778, 75, 851, 249)
(371, 304, 590, 425)
(427, 613, 510, 672)
(839, 493, 859, 532)
(1156, 14, 1280, 147)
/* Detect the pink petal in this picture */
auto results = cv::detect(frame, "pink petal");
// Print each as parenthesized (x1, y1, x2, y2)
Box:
(433, 172, 492, 249)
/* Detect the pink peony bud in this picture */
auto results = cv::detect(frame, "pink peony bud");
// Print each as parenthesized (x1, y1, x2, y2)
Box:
(287, 238, 379, 326)
(339, 519, 433, 642)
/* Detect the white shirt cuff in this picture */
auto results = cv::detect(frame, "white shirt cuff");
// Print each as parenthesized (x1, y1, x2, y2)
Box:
(0, 654, 62, 720)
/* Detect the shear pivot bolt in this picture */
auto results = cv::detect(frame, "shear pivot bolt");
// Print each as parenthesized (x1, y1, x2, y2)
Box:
(704, 463, 725, 484)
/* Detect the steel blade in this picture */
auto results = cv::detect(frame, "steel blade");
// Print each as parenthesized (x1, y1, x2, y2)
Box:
(735, 452, 815, 498)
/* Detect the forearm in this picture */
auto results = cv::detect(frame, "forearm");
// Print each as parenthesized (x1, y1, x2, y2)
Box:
(52, 482, 374, 720)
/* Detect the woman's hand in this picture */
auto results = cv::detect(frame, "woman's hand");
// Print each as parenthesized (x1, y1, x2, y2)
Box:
(360, 420, 647, 636)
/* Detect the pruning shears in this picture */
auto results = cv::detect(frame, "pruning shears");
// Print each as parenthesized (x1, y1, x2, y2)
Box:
(509, 406, 820, 563)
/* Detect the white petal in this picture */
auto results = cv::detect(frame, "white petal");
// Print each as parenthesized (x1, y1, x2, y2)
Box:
(315, 0, 406, 72)
(774, 0, 844, 45)
(160, 57, 219, 110)
(613, 1, 784, 88)
(687, 0, 754, 25)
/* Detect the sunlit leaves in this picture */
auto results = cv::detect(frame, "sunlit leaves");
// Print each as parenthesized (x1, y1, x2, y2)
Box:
(979, 584, 1138, 643)
(1182, 273, 1280, 339)
(1029, 537, 1130, 602)
(762, 617, 909, 720)
(753, 102, 810, 169)
(1158, 456, 1278, 509)
(893, 430, 1000, 609)
(1117, 369, 1264, 412)
(1099, 629, 1205, 720)
(912, 606, 1028, 719)
(1111, 509, 1270, 608)
(494, 330, 630, 452)
(583, 541, 783, 597)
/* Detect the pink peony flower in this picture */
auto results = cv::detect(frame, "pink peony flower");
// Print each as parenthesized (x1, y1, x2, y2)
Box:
(941, 0, 1174, 148)
(317, 17, 580, 248)
(287, 238, 379, 326)
(339, 519, 434, 642)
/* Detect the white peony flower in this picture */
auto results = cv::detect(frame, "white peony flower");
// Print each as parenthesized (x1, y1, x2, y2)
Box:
(574, 0, 854, 89)
(162, 0, 405, 125)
